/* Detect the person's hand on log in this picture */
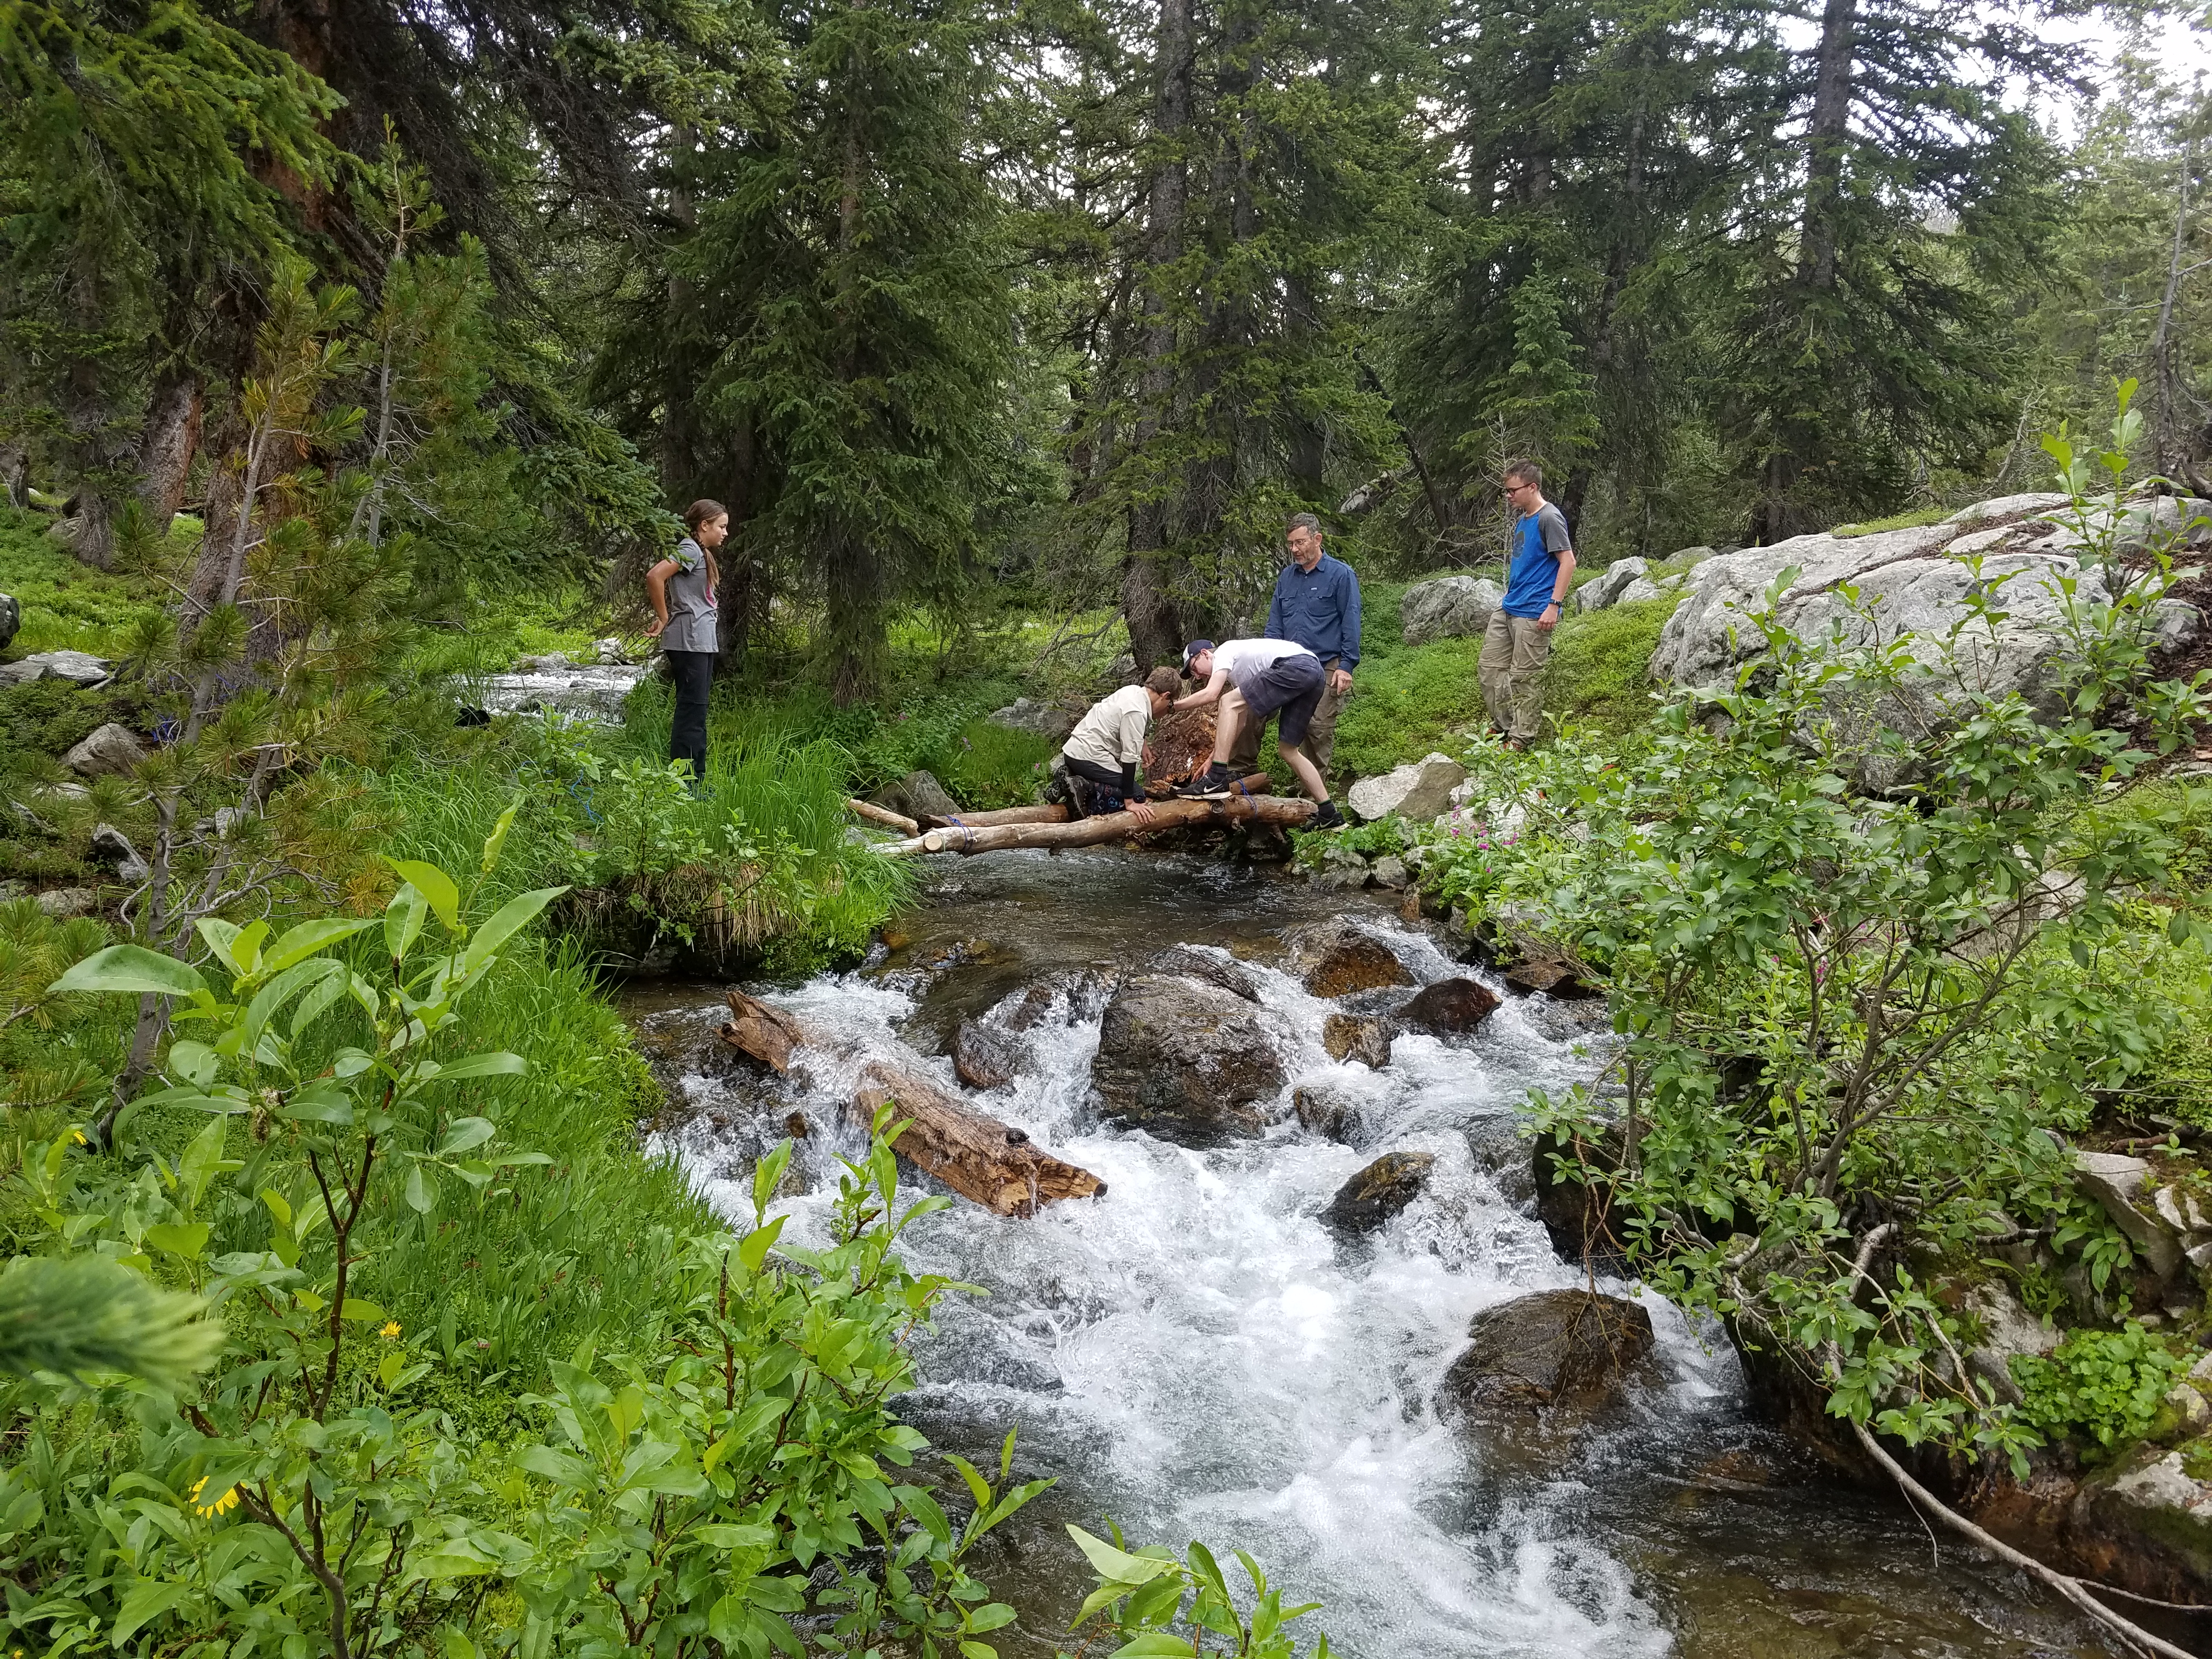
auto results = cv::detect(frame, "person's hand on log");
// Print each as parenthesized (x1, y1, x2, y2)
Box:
(1125, 799, 1158, 827)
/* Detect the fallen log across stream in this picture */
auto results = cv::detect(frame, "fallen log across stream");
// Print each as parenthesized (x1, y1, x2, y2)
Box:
(917, 802, 1070, 828)
(718, 990, 1106, 1216)
(880, 777, 1305, 859)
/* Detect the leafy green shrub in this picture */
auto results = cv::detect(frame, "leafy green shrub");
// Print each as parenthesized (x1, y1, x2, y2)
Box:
(1426, 396, 2212, 1469)
(1543, 595, 1677, 740)
(1061, 1526, 1335, 1657)
(2013, 1325, 2187, 1454)
(0, 836, 1336, 1657)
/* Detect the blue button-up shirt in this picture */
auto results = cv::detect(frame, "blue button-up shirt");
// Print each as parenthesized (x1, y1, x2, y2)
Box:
(1265, 552, 1362, 671)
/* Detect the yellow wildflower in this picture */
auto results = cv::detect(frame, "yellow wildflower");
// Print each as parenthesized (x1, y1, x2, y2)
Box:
(188, 1477, 239, 1517)
(71, 1131, 86, 1146)
(379, 1321, 402, 1340)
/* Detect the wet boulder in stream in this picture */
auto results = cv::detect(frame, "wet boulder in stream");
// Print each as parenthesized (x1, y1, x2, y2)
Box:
(1324, 1151, 1435, 1234)
(1440, 1289, 1655, 1438)
(1149, 944, 1260, 1002)
(1402, 976, 1502, 1037)
(952, 1020, 1035, 1090)
(1092, 973, 1290, 1146)
(1321, 1013, 1392, 1069)
(1285, 918, 1413, 997)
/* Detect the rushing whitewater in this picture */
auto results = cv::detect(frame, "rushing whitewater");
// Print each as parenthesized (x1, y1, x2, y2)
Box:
(638, 848, 2098, 1658)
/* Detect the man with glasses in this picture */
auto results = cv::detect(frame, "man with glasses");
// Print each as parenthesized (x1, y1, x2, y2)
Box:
(1480, 459, 1576, 749)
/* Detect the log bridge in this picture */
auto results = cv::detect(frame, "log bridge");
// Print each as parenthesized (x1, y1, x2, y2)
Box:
(719, 990, 1105, 1217)
(860, 776, 1312, 859)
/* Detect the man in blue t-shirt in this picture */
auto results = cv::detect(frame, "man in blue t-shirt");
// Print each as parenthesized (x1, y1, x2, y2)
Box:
(1479, 458, 1576, 748)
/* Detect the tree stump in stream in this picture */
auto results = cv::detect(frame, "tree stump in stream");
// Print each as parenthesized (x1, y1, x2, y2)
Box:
(718, 990, 1105, 1217)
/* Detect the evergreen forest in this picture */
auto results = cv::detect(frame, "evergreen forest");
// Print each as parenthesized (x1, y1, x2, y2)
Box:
(6, 0, 2212, 1652)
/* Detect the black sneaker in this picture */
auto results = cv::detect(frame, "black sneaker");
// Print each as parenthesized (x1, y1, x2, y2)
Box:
(1311, 800, 1345, 831)
(1065, 776, 1093, 820)
(1173, 765, 1233, 799)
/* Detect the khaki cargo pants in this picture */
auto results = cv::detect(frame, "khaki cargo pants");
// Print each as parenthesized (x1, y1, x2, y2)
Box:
(1479, 611, 1551, 741)
(1227, 655, 1351, 781)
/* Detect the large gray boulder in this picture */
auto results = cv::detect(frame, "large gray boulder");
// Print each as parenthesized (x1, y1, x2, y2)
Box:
(1649, 494, 2210, 742)
(1438, 1289, 1655, 1436)
(870, 769, 961, 821)
(64, 722, 148, 777)
(1091, 973, 1291, 1146)
(0, 649, 112, 687)
(1573, 558, 1647, 613)
(1345, 752, 1465, 823)
(986, 698, 1082, 743)
(1401, 575, 1503, 647)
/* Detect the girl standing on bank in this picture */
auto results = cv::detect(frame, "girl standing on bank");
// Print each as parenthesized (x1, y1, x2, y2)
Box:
(644, 499, 726, 780)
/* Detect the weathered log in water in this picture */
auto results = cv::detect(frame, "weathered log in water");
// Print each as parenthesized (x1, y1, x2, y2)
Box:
(719, 990, 1104, 1216)
(853, 1064, 1105, 1215)
(918, 802, 1071, 828)
(847, 797, 920, 834)
(881, 779, 1301, 859)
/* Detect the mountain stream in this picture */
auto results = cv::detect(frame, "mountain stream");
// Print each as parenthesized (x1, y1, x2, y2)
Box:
(627, 848, 2109, 1658)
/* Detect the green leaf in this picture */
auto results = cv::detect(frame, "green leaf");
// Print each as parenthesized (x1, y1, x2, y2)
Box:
(385, 881, 429, 963)
(966, 1605, 1016, 1633)
(165, 1040, 220, 1089)
(482, 797, 522, 874)
(261, 917, 377, 974)
(383, 859, 461, 931)
(946, 1453, 991, 1514)
(110, 1578, 188, 1646)
(144, 1222, 211, 1261)
(405, 1165, 437, 1214)
(1068, 1526, 1177, 1588)
(512, 1443, 590, 1488)
(1109, 1637, 1194, 1657)
(738, 1214, 787, 1274)
(194, 917, 248, 975)
(244, 957, 342, 1051)
(460, 885, 568, 976)
(430, 1052, 527, 1082)
(960, 1644, 999, 1659)
(52, 945, 206, 1000)
(340, 1298, 387, 1323)
(435, 1117, 497, 1156)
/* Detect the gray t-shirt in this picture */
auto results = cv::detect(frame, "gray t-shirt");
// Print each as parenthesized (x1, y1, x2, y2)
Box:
(661, 537, 718, 654)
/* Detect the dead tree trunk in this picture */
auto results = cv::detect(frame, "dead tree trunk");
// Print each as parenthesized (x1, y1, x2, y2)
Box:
(918, 803, 1070, 828)
(719, 991, 1105, 1216)
(883, 783, 1304, 858)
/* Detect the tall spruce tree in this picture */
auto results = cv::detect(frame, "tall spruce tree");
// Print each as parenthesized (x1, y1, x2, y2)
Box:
(1708, 0, 2069, 538)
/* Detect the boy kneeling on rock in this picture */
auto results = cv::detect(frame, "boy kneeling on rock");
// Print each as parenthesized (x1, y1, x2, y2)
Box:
(1174, 639, 1346, 830)
(1052, 667, 1176, 822)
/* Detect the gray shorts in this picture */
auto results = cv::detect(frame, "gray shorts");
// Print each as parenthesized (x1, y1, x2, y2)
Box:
(1238, 654, 1325, 747)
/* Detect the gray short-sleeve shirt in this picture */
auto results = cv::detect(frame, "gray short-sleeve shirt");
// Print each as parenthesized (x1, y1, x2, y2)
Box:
(661, 537, 718, 654)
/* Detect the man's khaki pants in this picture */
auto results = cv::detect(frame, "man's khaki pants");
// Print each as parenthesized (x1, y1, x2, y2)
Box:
(1227, 656, 1350, 780)
(1479, 611, 1550, 741)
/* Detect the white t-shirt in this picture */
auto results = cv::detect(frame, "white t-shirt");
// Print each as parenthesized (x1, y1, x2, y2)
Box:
(1063, 684, 1154, 770)
(1214, 638, 1316, 690)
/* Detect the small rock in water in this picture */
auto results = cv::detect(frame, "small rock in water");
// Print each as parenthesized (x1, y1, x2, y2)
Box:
(1439, 1289, 1655, 1437)
(1149, 943, 1258, 1002)
(952, 1020, 1034, 1090)
(1322, 1012, 1392, 1070)
(1402, 977, 1503, 1037)
(1285, 918, 1413, 997)
(1369, 854, 1410, 890)
(1323, 1151, 1435, 1234)
(1501, 957, 1596, 998)
(592, 637, 630, 665)
(1294, 1085, 1359, 1142)
(514, 652, 574, 673)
